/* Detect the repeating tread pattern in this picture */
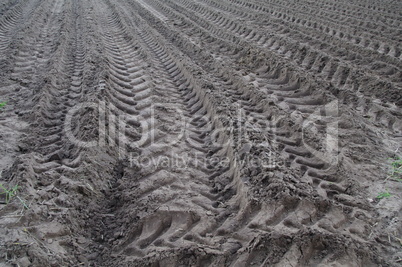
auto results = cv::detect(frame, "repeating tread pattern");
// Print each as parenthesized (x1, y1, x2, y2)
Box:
(89, 1, 246, 258)
(0, 0, 400, 266)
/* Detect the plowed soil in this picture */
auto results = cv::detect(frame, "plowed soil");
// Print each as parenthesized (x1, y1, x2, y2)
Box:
(0, 0, 401, 266)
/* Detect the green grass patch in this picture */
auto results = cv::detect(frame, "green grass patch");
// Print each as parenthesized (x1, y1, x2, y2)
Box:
(0, 101, 7, 109)
(0, 183, 19, 204)
(388, 156, 402, 182)
(376, 191, 392, 200)
(0, 184, 29, 209)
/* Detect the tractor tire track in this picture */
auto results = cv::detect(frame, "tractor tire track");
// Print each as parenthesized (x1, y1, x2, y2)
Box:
(88, 2, 249, 262)
(0, 0, 400, 266)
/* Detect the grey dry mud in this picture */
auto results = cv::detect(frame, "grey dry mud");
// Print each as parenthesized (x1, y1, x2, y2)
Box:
(0, 0, 401, 266)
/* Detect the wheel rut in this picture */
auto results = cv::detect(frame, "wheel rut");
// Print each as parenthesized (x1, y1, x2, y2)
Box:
(89, 1, 248, 260)
(0, 0, 400, 266)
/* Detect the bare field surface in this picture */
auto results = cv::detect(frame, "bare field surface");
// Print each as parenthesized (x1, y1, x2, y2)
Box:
(0, 0, 401, 266)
